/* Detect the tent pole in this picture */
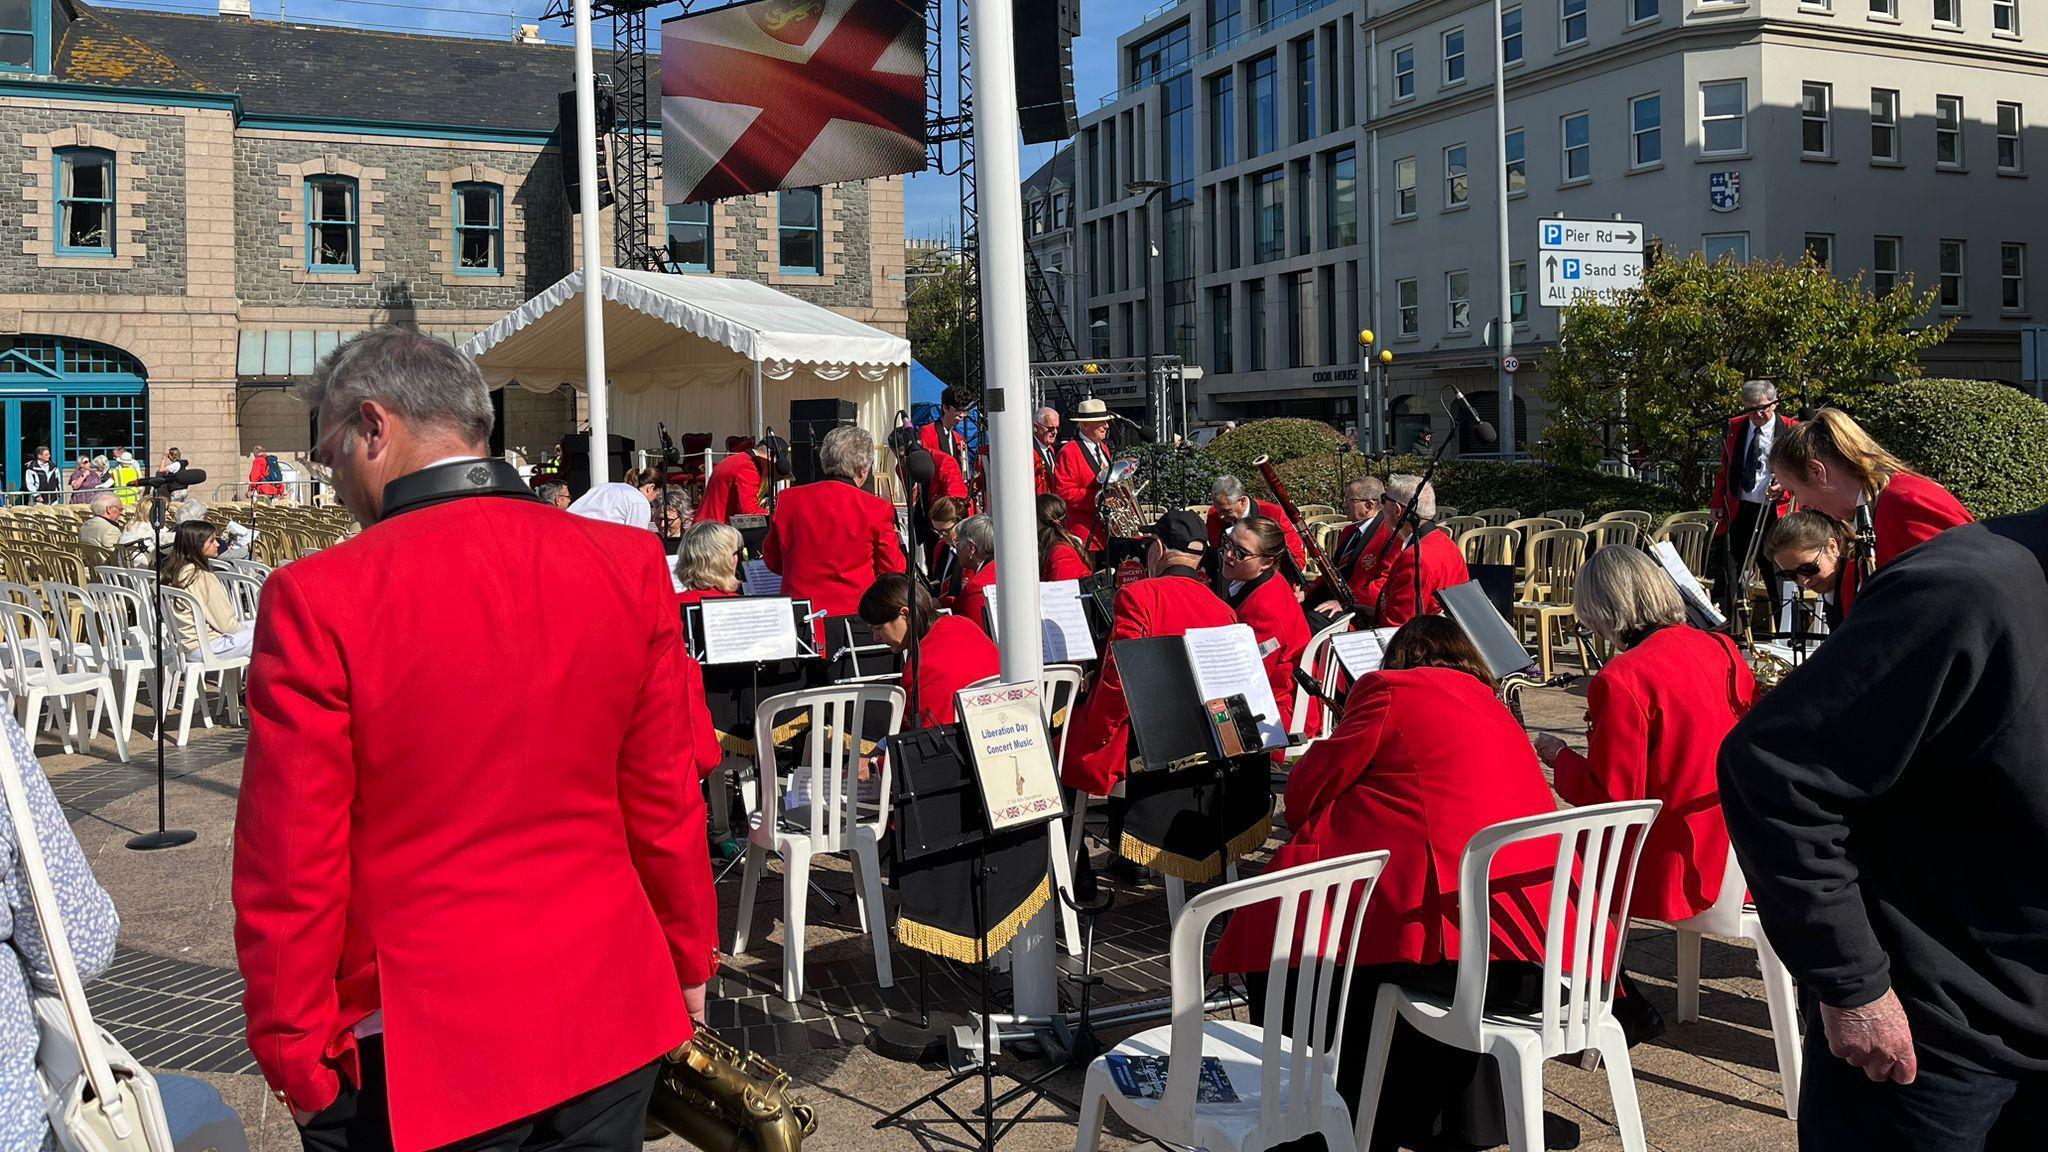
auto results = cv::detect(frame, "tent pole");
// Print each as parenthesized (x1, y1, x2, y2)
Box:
(573, 0, 611, 485)
(752, 358, 766, 441)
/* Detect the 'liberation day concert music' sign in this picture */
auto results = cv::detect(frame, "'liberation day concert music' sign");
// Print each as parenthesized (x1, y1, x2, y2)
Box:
(956, 682, 1062, 832)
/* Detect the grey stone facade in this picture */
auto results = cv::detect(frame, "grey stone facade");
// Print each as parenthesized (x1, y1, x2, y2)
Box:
(0, 103, 186, 297)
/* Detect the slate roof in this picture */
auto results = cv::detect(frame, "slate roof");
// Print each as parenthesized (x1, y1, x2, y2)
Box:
(1021, 143, 1073, 195)
(55, 2, 635, 133)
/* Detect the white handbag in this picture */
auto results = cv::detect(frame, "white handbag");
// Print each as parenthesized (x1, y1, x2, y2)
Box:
(1, 733, 177, 1152)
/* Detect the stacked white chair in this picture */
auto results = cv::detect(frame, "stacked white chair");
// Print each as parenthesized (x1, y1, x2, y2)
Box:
(81, 583, 159, 744)
(0, 601, 127, 761)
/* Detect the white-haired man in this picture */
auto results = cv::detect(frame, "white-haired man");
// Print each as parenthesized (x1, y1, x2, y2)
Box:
(1360, 474, 1469, 626)
(1031, 407, 1060, 494)
(1709, 379, 1796, 621)
(1205, 474, 1306, 569)
(78, 490, 123, 569)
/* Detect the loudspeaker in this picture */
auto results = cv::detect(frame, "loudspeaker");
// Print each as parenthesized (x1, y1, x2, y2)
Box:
(560, 431, 634, 496)
(557, 82, 617, 211)
(1014, 0, 1077, 145)
(788, 398, 859, 485)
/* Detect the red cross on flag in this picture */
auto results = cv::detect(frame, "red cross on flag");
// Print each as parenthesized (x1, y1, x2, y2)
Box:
(661, 0, 927, 205)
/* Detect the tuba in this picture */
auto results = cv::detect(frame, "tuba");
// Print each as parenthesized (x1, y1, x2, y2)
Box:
(646, 1028, 819, 1152)
(1098, 456, 1148, 539)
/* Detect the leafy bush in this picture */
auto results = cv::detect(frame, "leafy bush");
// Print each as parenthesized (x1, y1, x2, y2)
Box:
(1127, 441, 1225, 510)
(1205, 418, 1346, 479)
(1856, 379, 2048, 519)
(1272, 454, 1694, 519)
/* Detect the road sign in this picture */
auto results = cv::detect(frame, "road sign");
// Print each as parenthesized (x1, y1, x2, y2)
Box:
(1538, 218, 1646, 308)
(1501, 354, 1520, 374)
(1538, 219, 1646, 254)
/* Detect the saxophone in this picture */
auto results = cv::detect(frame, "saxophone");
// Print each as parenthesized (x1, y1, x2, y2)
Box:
(646, 1028, 819, 1152)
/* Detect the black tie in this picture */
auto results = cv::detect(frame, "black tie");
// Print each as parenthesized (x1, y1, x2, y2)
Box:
(1741, 425, 1765, 495)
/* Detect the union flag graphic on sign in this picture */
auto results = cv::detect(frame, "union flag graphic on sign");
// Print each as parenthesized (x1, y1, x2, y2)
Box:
(661, 0, 927, 205)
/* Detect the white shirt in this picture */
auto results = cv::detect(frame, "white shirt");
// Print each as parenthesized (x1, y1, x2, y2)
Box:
(1736, 418, 1776, 505)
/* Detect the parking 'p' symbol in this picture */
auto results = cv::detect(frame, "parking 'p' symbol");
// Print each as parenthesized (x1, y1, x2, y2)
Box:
(1544, 224, 1563, 246)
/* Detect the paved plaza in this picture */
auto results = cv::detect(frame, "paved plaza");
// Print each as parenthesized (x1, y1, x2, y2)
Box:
(48, 682, 1797, 1152)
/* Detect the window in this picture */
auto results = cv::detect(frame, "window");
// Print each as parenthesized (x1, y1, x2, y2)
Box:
(1630, 93, 1662, 167)
(666, 201, 712, 271)
(1211, 286, 1234, 372)
(1294, 38, 1317, 142)
(54, 149, 113, 256)
(1292, 159, 1310, 254)
(1703, 232, 1749, 264)
(1869, 0, 1896, 15)
(1701, 80, 1747, 155)
(1562, 111, 1590, 182)
(1393, 156, 1417, 218)
(1286, 271, 1311, 367)
(1327, 146, 1357, 246)
(1801, 83, 1832, 157)
(1506, 128, 1526, 194)
(1446, 270, 1471, 332)
(2004, 243, 2027, 309)
(1209, 73, 1235, 166)
(453, 182, 503, 274)
(1631, 0, 1658, 22)
(1804, 233, 1834, 267)
(1392, 45, 1414, 101)
(1873, 236, 1901, 294)
(1249, 55, 1278, 155)
(1561, 0, 1588, 45)
(1208, 0, 1242, 46)
(777, 187, 822, 273)
(1396, 277, 1419, 336)
(1999, 102, 2023, 171)
(1444, 143, 1469, 207)
(1934, 0, 1959, 25)
(1995, 0, 2019, 33)
(1218, 180, 1241, 269)
(1442, 28, 1465, 85)
(1939, 239, 1965, 310)
(306, 176, 358, 271)
(1936, 95, 1963, 167)
(1247, 279, 1268, 368)
(1510, 261, 1527, 322)
(1800, 0, 1830, 9)
(1255, 168, 1285, 261)
(0, 0, 42, 71)
(1871, 89, 1899, 162)
(1089, 306, 1111, 358)
(1502, 7, 1523, 65)
(1053, 191, 1070, 228)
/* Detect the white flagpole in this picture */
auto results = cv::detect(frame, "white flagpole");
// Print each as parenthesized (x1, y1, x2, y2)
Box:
(574, 0, 612, 484)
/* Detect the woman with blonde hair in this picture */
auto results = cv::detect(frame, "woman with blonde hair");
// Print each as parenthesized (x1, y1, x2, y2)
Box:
(1769, 408, 1971, 617)
(675, 520, 743, 606)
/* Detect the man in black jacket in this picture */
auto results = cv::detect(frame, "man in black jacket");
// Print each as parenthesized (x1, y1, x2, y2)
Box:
(1719, 509, 2048, 1149)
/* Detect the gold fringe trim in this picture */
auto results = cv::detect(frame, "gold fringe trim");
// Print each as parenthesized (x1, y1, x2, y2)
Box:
(714, 719, 877, 761)
(1118, 815, 1274, 883)
(895, 875, 1054, 964)
(716, 730, 755, 757)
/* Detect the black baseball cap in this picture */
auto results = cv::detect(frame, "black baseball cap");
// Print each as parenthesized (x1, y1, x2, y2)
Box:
(1145, 509, 1208, 553)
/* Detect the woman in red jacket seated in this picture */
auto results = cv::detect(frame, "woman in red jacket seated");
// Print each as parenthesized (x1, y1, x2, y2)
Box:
(1769, 407, 1972, 618)
(1037, 494, 1095, 581)
(672, 519, 747, 850)
(1219, 515, 1314, 739)
(675, 520, 743, 607)
(1210, 617, 1572, 1151)
(1534, 544, 1756, 1044)
(859, 572, 998, 728)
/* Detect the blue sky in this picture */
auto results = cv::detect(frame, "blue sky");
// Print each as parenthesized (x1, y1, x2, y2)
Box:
(118, 0, 1147, 237)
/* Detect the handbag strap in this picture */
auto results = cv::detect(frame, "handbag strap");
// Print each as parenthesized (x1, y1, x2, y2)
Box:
(0, 728, 133, 1135)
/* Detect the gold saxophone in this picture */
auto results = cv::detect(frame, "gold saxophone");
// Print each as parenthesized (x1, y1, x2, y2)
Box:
(646, 1028, 819, 1152)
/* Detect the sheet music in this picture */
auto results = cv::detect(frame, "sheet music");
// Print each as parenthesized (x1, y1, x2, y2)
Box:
(984, 580, 1099, 663)
(1330, 627, 1400, 679)
(741, 559, 783, 596)
(1650, 541, 1727, 629)
(1181, 623, 1287, 750)
(699, 596, 800, 664)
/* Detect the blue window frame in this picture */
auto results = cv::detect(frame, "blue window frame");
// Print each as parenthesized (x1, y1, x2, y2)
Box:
(453, 182, 503, 275)
(666, 202, 713, 271)
(778, 188, 822, 274)
(0, 0, 49, 74)
(55, 148, 114, 257)
(306, 176, 359, 273)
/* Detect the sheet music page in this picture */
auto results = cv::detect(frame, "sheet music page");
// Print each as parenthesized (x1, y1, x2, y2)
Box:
(985, 580, 1099, 662)
(700, 596, 800, 664)
(1650, 541, 1726, 629)
(1181, 623, 1287, 750)
(956, 682, 1063, 831)
(1330, 627, 1400, 680)
(741, 559, 783, 597)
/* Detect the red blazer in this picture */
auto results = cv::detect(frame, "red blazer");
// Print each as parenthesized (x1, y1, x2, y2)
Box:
(696, 452, 765, 524)
(1206, 499, 1307, 568)
(1229, 571, 1314, 737)
(1211, 668, 1565, 972)
(1032, 438, 1058, 495)
(920, 420, 972, 479)
(907, 613, 1001, 727)
(1329, 517, 1392, 603)
(920, 450, 970, 508)
(1043, 540, 1093, 582)
(1839, 472, 1974, 618)
(762, 478, 907, 617)
(1064, 569, 1238, 794)
(954, 561, 997, 635)
(1054, 437, 1112, 550)
(674, 587, 738, 607)
(1552, 627, 1754, 922)
(1709, 415, 1796, 538)
(1362, 527, 1469, 627)
(233, 498, 716, 1151)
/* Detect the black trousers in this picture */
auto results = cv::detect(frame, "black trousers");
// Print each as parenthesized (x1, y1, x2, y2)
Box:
(1716, 499, 1782, 625)
(1797, 997, 2048, 1152)
(296, 1037, 660, 1152)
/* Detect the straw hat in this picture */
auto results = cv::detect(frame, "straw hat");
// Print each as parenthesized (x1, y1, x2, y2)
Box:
(1073, 398, 1113, 423)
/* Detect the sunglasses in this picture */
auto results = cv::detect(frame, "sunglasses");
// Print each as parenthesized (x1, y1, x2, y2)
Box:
(1223, 541, 1265, 560)
(1775, 561, 1823, 581)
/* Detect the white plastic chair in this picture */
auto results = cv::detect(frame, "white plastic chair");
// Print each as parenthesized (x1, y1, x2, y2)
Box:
(1075, 850, 1391, 1152)
(1670, 846, 1802, 1119)
(732, 683, 905, 1002)
(0, 601, 126, 761)
(215, 570, 265, 622)
(156, 584, 251, 746)
(969, 665, 1089, 957)
(1355, 800, 1663, 1152)
(81, 583, 159, 744)
(1287, 616, 1353, 756)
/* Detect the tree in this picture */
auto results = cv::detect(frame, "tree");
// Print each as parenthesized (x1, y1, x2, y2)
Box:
(1536, 252, 1952, 502)
(906, 260, 979, 398)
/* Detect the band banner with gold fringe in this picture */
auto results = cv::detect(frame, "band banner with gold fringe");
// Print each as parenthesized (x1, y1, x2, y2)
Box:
(1110, 756, 1274, 882)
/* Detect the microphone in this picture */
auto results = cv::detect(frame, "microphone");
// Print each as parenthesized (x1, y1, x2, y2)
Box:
(135, 469, 206, 488)
(1450, 389, 1499, 445)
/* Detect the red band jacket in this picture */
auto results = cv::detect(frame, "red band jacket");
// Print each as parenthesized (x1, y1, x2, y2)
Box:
(762, 477, 908, 618)
(696, 451, 766, 524)
(907, 613, 1002, 727)
(1054, 437, 1113, 551)
(1361, 527, 1470, 627)
(1837, 472, 1973, 618)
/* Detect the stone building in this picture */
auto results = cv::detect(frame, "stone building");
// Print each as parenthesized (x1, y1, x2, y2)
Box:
(0, 0, 906, 492)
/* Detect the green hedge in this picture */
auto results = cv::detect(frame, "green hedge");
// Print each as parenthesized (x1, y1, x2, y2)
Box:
(1855, 379, 2048, 519)
(1272, 454, 1694, 518)
(1205, 418, 1347, 479)
(1126, 441, 1225, 510)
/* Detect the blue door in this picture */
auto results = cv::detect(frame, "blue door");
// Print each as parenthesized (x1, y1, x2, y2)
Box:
(0, 336, 148, 493)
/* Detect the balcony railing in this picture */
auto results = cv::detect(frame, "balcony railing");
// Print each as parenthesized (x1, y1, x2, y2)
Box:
(1098, 0, 1342, 107)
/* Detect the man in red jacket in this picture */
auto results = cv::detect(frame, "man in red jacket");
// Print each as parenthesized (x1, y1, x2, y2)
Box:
(233, 329, 716, 1152)
(1314, 475, 1388, 619)
(1204, 474, 1307, 569)
(1030, 406, 1060, 495)
(919, 385, 976, 492)
(763, 424, 907, 617)
(1360, 474, 1469, 627)
(1708, 380, 1796, 623)
(1054, 399, 1116, 550)
(696, 439, 772, 524)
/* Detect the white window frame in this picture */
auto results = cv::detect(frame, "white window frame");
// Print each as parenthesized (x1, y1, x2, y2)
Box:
(1396, 276, 1420, 336)
(1393, 156, 1417, 218)
(1804, 233, 1834, 268)
(1801, 82, 1833, 158)
(1509, 260, 1528, 323)
(1393, 45, 1415, 101)
(1994, 0, 2019, 33)
(1501, 6, 1523, 66)
(1561, 0, 1588, 46)
(1998, 101, 2023, 172)
(1799, 0, 1831, 11)
(1870, 88, 1900, 163)
(1443, 143, 1469, 208)
(1868, 0, 1897, 17)
(1700, 79, 1748, 156)
(1939, 239, 1966, 311)
(1873, 235, 1901, 295)
(1441, 27, 1465, 86)
(1936, 95, 1964, 168)
(1703, 232, 1749, 265)
(1446, 269, 1472, 332)
(1629, 92, 1662, 168)
(2003, 242, 2027, 310)
(1561, 110, 1591, 182)
(1934, 0, 1960, 27)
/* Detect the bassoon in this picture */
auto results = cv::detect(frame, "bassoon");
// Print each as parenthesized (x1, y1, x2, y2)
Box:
(1253, 453, 1357, 612)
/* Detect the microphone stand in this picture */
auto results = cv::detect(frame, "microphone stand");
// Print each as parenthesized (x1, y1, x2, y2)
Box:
(1369, 406, 1468, 624)
(128, 485, 195, 851)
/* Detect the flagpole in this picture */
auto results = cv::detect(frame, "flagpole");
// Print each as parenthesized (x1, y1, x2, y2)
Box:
(574, 0, 612, 485)
(966, 0, 1055, 1020)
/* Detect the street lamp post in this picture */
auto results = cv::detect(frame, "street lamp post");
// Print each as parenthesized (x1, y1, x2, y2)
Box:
(1492, 0, 1516, 455)
(1125, 179, 1168, 443)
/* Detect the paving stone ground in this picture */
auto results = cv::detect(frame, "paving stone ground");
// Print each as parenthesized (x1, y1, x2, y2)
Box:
(43, 682, 1797, 1152)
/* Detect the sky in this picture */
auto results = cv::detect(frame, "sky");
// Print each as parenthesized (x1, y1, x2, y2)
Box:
(111, 0, 1150, 237)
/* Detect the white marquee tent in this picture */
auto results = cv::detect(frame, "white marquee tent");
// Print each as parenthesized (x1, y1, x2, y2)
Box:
(462, 268, 911, 464)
